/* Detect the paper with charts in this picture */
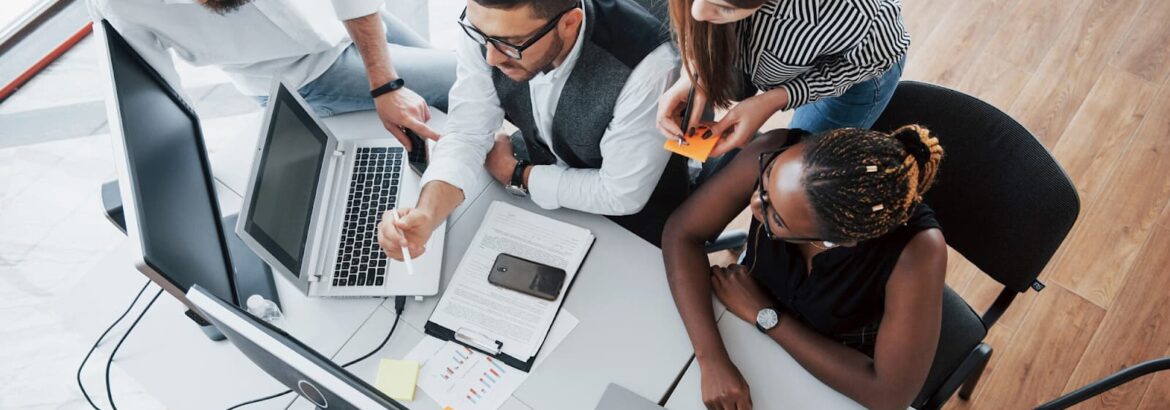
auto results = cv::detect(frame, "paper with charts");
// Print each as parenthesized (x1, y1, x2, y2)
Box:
(407, 311, 579, 410)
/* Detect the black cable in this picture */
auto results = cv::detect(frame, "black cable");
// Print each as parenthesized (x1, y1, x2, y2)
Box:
(76, 280, 153, 410)
(226, 296, 408, 409)
(105, 288, 165, 410)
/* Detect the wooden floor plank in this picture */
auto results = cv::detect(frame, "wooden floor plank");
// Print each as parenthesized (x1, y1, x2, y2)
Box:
(983, 0, 1086, 72)
(1008, 0, 1147, 147)
(1111, 0, 1170, 84)
(1049, 83, 1170, 308)
(900, 0, 1016, 88)
(971, 285, 1105, 408)
(1136, 344, 1170, 409)
(952, 50, 1032, 111)
(1061, 209, 1170, 408)
(940, 325, 1016, 409)
(900, 0, 959, 56)
(1050, 67, 1160, 200)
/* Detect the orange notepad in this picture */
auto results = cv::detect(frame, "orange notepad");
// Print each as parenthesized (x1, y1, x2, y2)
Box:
(664, 125, 721, 162)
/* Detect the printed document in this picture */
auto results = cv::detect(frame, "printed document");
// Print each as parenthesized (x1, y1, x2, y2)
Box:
(428, 201, 593, 362)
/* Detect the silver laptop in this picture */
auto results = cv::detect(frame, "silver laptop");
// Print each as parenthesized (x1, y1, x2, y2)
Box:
(595, 383, 665, 409)
(236, 80, 443, 297)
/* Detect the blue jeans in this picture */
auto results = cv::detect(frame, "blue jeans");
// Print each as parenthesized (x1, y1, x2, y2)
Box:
(788, 56, 906, 133)
(257, 13, 456, 117)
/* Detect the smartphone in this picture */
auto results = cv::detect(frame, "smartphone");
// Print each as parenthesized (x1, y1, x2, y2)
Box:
(404, 129, 428, 174)
(488, 253, 567, 301)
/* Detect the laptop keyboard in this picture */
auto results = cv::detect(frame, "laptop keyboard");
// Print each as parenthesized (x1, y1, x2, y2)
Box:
(333, 147, 404, 288)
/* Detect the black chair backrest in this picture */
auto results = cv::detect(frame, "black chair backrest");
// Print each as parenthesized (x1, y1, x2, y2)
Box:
(871, 82, 1080, 293)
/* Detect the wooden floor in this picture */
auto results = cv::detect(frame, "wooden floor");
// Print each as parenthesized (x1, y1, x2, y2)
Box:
(751, 0, 1170, 408)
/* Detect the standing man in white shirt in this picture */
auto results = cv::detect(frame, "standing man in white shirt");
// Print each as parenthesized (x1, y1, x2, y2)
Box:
(88, 0, 454, 147)
(377, 0, 687, 255)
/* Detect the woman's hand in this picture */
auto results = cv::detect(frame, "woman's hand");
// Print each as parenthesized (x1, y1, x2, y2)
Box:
(711, 264, 773, 324)
(699, 356, 753, 410)
(709, 89, 788, 157)
(657, 75, 708, 139)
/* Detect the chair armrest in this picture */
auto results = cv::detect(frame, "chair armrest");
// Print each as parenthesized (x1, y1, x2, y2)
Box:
(1034, 356, 1170, 410)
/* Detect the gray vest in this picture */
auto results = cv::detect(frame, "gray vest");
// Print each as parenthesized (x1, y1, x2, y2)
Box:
(492, 0, 668, 168)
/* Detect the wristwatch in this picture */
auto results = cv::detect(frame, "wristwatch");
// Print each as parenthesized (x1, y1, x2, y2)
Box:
(369, 78, 406, 98)
(506, 159, 530, 197)
(755, 307, 780, 333)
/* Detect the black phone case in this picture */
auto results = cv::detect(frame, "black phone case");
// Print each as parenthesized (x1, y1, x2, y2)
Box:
(488, 253, 566, 301)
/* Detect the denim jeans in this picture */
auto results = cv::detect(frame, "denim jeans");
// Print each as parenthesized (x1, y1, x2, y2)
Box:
(256, 12, 456, 117)
(788, 56, 906, 133)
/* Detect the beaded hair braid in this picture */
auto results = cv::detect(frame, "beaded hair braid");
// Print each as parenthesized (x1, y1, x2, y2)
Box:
(801, 125, 944, 242)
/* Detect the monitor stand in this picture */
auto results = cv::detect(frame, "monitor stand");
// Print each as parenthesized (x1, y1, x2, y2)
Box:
(101, 180, 281, 341)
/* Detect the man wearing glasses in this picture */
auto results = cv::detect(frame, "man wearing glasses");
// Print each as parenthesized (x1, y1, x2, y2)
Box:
(377, 0, 686, 258)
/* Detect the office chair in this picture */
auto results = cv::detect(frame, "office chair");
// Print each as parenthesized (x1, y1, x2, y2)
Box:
(1034, 356, 1170, 409)
(869, 81, 1081, 409)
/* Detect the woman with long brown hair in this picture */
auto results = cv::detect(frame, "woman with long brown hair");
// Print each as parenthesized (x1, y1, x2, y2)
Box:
(655, 0, 910, 158)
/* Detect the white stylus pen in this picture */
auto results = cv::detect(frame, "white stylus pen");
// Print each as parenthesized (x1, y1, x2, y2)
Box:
(390, 209, 416, 275)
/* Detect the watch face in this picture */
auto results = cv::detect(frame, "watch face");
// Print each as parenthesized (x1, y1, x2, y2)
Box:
(505, 185, 528, 197)
(757, 308, 779, 329)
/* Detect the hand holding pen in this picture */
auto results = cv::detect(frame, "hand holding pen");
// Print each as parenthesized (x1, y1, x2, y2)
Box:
(655, 75, 708, 142)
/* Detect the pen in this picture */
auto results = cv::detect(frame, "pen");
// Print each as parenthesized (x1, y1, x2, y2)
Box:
(679, 86, 696, 146)
(390, 209, 416, 275)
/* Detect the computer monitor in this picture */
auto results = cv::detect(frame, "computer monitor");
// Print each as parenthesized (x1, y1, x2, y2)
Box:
(187, 285, 407, 410)
(97, 19, 278, 335)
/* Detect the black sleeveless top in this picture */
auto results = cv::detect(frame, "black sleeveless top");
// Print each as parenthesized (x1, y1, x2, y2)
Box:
(742, 204, 941, 356)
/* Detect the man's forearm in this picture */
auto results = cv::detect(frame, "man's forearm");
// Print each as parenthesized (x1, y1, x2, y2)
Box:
(342, 13, 396, 87)
(417, 180, 465, 228)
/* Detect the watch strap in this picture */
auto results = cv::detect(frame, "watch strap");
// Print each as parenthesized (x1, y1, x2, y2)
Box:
(370, 78, 406, 98)
(511, 159, 530, 191)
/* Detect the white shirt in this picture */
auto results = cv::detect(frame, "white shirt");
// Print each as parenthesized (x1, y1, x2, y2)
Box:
(87, 0, 383, 96)
(421, 14, 680, 216)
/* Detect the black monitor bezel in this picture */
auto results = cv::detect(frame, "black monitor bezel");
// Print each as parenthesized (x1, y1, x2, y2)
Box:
(101, 19, 241, 307)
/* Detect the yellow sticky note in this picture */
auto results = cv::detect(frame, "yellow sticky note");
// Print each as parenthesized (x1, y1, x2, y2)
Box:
(375, 359, 419, 402)
(663, 125, 721, 162)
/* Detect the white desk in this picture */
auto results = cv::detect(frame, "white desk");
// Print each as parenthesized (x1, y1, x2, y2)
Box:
(60, 108, 856, 410)
(286, 183, 706, 409)
(664, 314, 864, 410)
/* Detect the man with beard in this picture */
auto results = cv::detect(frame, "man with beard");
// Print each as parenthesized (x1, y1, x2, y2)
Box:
(88, 0, 455, 148)
(377, 0, 686, 258)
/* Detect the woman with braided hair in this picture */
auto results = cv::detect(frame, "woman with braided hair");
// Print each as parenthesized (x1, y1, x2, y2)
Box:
(662, 125, 945, 410)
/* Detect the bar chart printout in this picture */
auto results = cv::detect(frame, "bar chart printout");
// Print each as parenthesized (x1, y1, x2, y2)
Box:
(411, 340, 527, 410)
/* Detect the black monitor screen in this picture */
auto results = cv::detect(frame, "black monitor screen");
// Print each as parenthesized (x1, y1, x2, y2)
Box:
(242, 85, 329, 275)
(105, 20, 236, 305)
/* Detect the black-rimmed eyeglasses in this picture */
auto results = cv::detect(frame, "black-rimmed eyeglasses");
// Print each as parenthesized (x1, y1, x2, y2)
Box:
(458, 2, 581, 60)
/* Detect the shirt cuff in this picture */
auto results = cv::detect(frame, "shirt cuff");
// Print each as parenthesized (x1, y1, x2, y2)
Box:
(419, 160, 473, 198)
(527, 164, 565, 210)
(331, 0, 382, 20)
(781, 79, 811, 111)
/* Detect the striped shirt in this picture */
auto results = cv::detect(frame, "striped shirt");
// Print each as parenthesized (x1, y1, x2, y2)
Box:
(736, 0, 911, 111)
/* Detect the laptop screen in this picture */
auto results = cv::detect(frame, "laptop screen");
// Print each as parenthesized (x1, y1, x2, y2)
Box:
(243, 85, 329, 275)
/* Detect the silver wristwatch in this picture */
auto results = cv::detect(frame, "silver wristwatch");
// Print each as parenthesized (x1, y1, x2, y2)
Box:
(755, 307, 780, 333)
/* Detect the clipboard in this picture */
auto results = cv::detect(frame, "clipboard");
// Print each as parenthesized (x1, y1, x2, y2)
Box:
(423, 240, 594, 372)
